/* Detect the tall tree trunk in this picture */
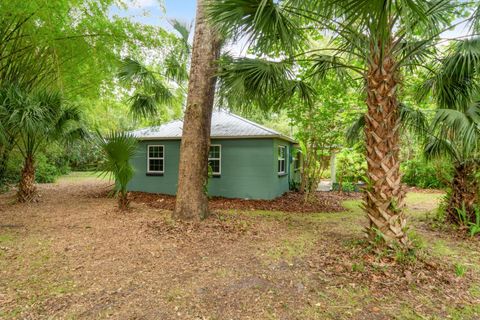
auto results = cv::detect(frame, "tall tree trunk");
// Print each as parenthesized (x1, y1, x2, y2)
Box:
(17, 155, 37, 202)
(173, 0, 221, 221)
(364, 52, 408, 247)
(446, 162, 478, 225)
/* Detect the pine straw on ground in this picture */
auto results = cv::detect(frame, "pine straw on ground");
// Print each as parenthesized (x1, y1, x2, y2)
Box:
(130, 190, 360, 213)
(0, 178, 479, 319)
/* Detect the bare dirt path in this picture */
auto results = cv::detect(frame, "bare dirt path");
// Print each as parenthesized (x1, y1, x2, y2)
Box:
(0, 177, 479, 319)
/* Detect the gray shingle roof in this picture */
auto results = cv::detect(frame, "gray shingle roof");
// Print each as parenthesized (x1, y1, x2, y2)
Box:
(130, 109, 296, 143)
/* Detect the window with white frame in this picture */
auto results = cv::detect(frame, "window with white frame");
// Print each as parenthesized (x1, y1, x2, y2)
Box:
(208, 145, 221, 175)
(147, 145, 164, 173)
(278, 145, 286, 174)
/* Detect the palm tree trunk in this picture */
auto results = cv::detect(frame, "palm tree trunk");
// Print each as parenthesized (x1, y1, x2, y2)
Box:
(364, 52, 408, 246)
(446, 162, 478, 224)
(17, 155, 37, 202)
(118, 191, 130, 211)
(173, 0, 221, 221)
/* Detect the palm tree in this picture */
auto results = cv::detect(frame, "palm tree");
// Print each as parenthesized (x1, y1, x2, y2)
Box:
(117, 19, 191, 120)
(173, 0, 222, 221)
(3, 85, 85, 202)
(0, 15, 58, 183)
(421, 38, 480, 224)
(208, 0, 469, 247)
(97, 131, 137, 211)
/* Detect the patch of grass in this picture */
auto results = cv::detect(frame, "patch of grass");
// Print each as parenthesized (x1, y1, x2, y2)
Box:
(266, 232, 316, 262)
(0, 233, 14, 244)
(431, 239, 456, 257)
(303, 286, 371, 319)
(469, 284, 480, 298)
(447, 304, 480, 320)
(405, 192, 443, 206)
(351, 262, 365, 273)
(61, 171, 110, 182)
(164, 287, 187, 302)
(398, 305, 430, 320)
(454, 263, 467, 277)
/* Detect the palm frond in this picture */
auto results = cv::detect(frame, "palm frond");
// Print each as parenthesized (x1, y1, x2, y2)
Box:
(345, 114, 365, 145)
(208, 0, 303, 54)
(168, 18, 191, 45)
(96, 130, 137, 195)
(307, 53, 363, 79)
(128, 93, 160, 119)
(119, 57, 175, 118)
(424, 135, 459, 162)
(118, 57, 157, 88)
(217, 55, 298, 110)
(432, 108, 475, 136)
(164, 52, 189, 83)
(399, 103, 429, 137)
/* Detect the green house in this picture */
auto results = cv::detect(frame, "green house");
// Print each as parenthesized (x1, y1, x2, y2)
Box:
(128, 110, 298, 200)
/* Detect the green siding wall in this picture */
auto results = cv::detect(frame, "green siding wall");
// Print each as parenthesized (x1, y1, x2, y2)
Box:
(128, 140, 180, 195)
(128, 138, 293, 199)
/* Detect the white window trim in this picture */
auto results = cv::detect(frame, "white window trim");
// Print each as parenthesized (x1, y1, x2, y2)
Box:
(147, 145, 165, 173)
(208, 144, 221, 175)
(278, 145, 286, 175)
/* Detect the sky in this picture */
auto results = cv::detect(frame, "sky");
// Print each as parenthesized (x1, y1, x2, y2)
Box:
(111, 0, 196, 31)
(113, 0, 470, 45)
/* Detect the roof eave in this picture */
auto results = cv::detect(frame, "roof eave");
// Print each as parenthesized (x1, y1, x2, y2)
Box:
(136, 134, 297, 143)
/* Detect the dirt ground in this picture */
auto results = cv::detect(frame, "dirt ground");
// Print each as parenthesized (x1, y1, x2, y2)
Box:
(130, 190, 360, 213)
(0, 175, 479, 319)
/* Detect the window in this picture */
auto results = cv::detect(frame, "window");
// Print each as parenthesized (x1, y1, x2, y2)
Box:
(208, 145, 221, 176)
(278, 145, 286, 175)
(147, 145, 164, 173)
(293, 150, 301, 171)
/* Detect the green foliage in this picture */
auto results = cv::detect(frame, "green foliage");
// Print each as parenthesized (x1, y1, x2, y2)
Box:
(401, 158, 452, 189)
(351, 262, 365, 273)
(35, 155, 62, 184)
(97, 131, 137, 206)
(118, 18, 190, 120)
(468, 212, 480, 237)
(66, 139, 103, 171)
(336, 149, 367, 184)
(454, 263, 467, 277)
(340, 182, 356, 193)
(289, 178, 301, 192)
(3, 149, 69, 185)
(456, 204, 480, 237)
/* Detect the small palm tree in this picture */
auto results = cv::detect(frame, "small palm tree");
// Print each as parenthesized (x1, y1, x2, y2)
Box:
(208, 0, 471, 246)
(420, 38, 480, 224)
(3, 85, 85, 202)
(97, 131, 137, 211)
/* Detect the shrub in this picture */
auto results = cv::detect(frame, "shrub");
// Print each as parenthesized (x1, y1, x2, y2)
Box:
(336, 149, 367, 184)
(35, 154, 61, 183)
(4, 150, 65, 184)
(66, 139, 103, 171)
(401, 158, 451, 189)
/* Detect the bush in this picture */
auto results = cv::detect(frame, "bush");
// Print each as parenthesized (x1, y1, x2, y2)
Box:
(3, 149, 66, 184)
(35, 154, 61, 183)
(336, 149, 367, 183)
(66, 139, 103, 171)
(401, 158, 451, 189)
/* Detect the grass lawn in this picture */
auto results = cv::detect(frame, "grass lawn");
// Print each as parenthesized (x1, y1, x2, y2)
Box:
(0, 176, 479, 319)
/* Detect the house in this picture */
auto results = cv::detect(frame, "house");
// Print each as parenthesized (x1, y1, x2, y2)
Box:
(128, 109, 298, 200)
